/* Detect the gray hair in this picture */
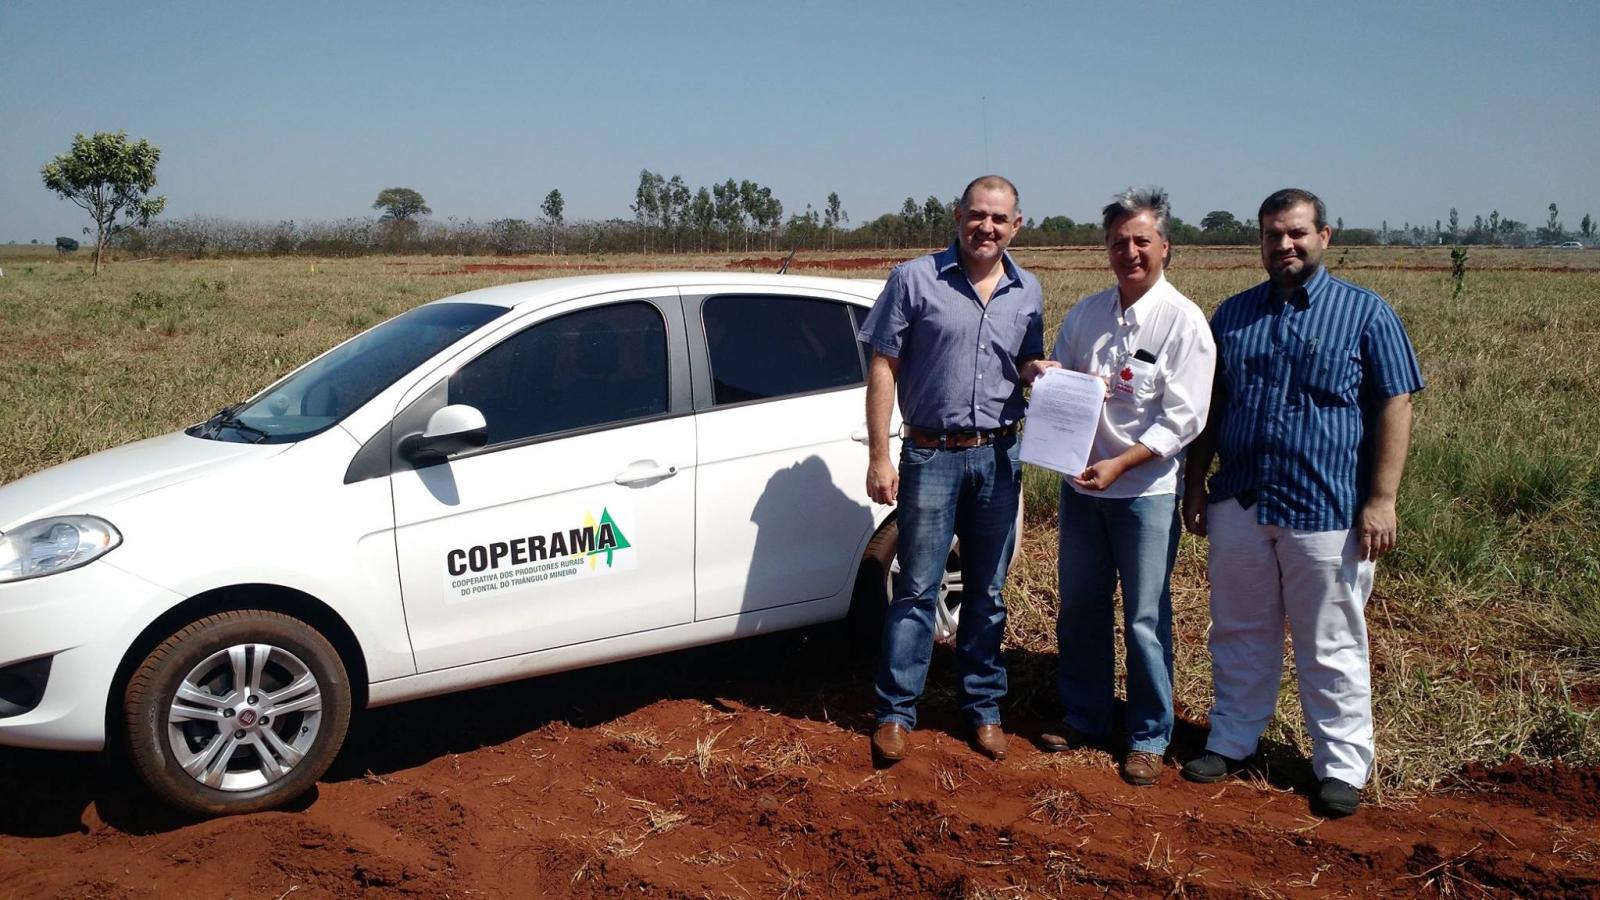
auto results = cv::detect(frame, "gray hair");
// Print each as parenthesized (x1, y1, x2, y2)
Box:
(1102, 186, 1172, 266)
(1101, 186, 1171, 239)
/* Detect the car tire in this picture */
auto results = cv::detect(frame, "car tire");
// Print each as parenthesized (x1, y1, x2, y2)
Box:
(854, 520, 963, 647)
(122, 609, 351, 817)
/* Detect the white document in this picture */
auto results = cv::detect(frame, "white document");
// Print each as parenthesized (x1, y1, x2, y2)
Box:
(1020, 368, 1104, 477)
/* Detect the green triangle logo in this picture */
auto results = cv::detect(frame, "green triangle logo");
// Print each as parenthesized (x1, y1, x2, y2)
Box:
(589, 507, 630, 567)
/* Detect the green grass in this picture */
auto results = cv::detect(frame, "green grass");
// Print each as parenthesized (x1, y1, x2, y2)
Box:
(2, 246, 1597, 792)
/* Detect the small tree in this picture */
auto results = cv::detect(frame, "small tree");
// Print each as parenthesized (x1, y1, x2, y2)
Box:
(922, 196, 948, 246)
(372, 187, 430, 221)
(1450, 246, 1469, 298)
(40, 131, 167, 274)
(55, 236, 79, 255)
(663, 176, 690, 252)
(823, 191, 847, 250)
(754, 186, 782, 250)
(689, 187, 715, 251)
(372, 188, 429, 252)
(1542, 202, 1562, 244)
(631, 170, 663, 253)
(712, 179, 741, 251)
(540, 189, 565, 255)
(1581, 213, 1593, 241)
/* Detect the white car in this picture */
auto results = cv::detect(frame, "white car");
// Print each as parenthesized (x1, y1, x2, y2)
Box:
(0, 273, 983, 816)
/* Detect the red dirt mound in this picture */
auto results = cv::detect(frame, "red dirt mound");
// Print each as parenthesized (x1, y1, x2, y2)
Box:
(1457, 757, 1600, 820)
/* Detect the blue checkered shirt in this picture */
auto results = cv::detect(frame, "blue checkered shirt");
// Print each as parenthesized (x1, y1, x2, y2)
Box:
(1207, 266, 1424, 531)
(857, 244, 1044, 431)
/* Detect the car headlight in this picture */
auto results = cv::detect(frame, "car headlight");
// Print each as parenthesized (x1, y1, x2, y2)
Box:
(0, 516, 122, 584)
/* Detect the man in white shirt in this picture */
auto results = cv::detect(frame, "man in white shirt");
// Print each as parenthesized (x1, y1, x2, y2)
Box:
(1035, 187, 1216, 785)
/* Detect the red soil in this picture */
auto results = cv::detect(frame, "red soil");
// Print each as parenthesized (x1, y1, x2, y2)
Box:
(462, 263, 615, 273)
(2, 635, 1597, 898)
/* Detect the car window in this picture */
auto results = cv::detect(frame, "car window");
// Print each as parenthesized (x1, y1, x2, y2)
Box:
(448, 301, 668, 446)
(210, 302, 509, 444)
(703, 295, 865, 405)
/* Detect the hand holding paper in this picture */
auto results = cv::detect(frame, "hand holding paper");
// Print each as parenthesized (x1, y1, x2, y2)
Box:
(1020, 368, 1104, 477)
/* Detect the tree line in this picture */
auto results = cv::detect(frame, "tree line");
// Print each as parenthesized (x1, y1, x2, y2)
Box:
(39, 132, 1597, 269)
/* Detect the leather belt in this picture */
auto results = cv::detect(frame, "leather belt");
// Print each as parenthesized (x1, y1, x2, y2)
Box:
(904, 423, 1017, 449)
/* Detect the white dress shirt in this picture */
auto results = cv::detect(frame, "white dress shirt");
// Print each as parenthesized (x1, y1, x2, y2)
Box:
(1049, 275, 1216, 498)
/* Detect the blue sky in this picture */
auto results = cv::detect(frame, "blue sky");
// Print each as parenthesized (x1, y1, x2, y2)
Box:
(2, 1, 1596, 241)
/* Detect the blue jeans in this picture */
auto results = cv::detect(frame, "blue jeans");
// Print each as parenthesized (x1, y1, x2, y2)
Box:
(1056, 488, 1180, 753)
(875, 436, 1022, 730)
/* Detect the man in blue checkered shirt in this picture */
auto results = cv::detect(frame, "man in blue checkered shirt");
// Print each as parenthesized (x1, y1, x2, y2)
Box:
(1179, 188, 1424, 818)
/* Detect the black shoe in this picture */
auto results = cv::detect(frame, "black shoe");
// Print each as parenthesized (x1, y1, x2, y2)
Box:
(1180, 751, 1244, 784)
(1311, 777, 1361, 818)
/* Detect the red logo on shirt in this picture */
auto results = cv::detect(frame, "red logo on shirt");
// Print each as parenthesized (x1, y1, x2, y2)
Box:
(1120, 367, 1134, 381)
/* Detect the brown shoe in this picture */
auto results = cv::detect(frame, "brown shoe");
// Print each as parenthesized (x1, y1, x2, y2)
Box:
(972, 724, 1008, 761)
(871, 722, 908, 763)
(1121, 751, 1163, 786)
(1038, 724, 1106, 753)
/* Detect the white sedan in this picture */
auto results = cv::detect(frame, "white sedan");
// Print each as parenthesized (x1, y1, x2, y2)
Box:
(0, 273, 970, 816)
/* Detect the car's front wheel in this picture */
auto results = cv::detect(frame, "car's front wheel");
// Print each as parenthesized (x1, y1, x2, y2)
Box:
(122, 609, 351, 816)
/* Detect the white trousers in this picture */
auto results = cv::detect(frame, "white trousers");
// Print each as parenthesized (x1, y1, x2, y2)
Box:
(1204, 499, 1376, 787)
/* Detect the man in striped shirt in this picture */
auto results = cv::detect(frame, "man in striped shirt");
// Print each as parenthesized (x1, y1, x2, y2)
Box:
(1179, 188, 1424, 818)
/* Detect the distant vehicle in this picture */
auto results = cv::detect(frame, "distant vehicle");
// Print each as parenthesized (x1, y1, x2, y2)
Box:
(1557, 241, 1584, 250)
(0, 272, 989, 816)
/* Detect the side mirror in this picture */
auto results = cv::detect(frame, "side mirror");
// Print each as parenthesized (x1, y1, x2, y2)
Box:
(397, 404, 488, 464)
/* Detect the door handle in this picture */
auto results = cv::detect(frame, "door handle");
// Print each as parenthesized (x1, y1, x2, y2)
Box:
(853, 423, 901, 444)
(614, 461, 678, 486)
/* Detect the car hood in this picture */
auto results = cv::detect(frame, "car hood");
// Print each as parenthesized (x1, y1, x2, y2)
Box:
(0, 432, 287, 531)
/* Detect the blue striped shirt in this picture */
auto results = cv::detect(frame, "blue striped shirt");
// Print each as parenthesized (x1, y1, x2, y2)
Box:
(1208, 266, 1424, 531)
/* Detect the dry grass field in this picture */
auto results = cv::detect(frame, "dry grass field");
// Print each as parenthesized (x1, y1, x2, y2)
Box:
(5, 245, 1600, 897)
(2, 244, 1597, 797)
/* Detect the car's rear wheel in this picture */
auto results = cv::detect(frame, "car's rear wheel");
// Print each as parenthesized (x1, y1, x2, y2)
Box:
(857, 520, 964, 646)
(855, 505, 1026, 647)
(123, 609, 351, 816)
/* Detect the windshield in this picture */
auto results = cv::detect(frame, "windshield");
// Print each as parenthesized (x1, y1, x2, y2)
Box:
(192, 302, 509, 444)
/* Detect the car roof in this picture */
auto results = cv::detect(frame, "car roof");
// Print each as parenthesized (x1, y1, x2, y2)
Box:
(426, 272, 886, 311)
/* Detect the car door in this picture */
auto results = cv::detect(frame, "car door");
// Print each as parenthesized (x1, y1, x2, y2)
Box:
(391, 292, 697, 672)
(684, 286, 877, 621)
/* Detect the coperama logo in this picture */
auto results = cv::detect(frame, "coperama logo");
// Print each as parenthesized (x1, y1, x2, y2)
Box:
(583, 507, 631, 569)
(445, 507, 632, 577)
